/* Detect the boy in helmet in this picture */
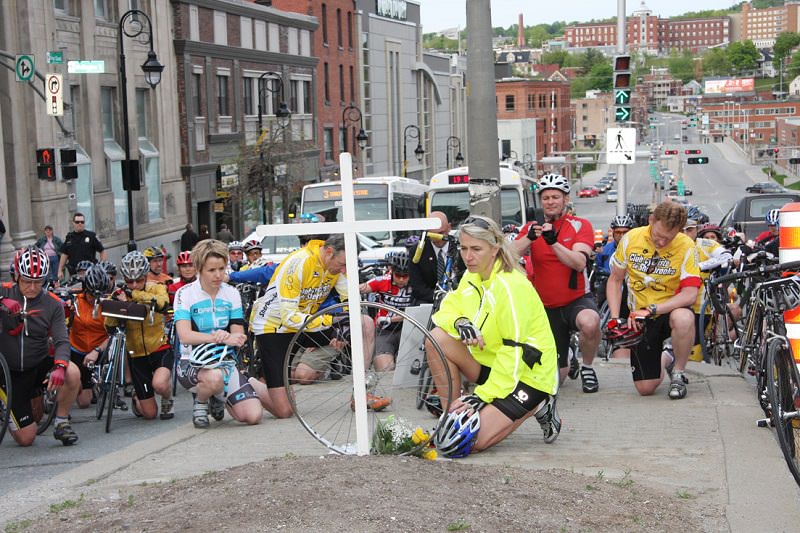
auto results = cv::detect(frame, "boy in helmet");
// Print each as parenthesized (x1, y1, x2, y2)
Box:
(358, 250, 415, 372)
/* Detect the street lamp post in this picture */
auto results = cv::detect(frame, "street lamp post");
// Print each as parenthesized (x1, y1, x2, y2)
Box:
(257, 72, 291, 224)
(342, 105, 368, 176)
(402, 124, 424, 177)
(118, 9, 163, 252)
(445, 135, 463, 169)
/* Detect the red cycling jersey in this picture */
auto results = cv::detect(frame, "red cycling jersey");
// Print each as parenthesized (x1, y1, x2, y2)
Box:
(366, 276, 414, 319)
(516, 214, 594, 308)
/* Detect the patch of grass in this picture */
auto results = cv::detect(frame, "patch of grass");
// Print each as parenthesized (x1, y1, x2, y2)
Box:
(676, 489, 695, 499)
(49, 494, 84, 513)
(585, 484, 597, 491)
(595, 470, 605, 482)
(127, 495, 135, 507)
(613, 469, 635, 488)
(84, 478, 97, 486)
(4, 519, 32, 533)
(447, 519, 470, 531)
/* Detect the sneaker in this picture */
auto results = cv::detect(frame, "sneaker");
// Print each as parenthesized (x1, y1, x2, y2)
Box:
(209, 396, 225, 421)
(580, 366, 599, 393)
(350, 392, 392, 412)
(426, 394, 443, 418)
(193, 401, 210, 429)
(123, 383, 135, 398)
(53, 421, 79, 446)
(567, 352, 580, 380)
(669, 372, 688, 400)
(160, 398, 175, 420)
(114, 393, 128, 411)
(534, 396, 561, 444)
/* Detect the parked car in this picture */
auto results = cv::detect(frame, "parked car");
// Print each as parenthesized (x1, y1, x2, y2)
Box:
(578, 186, 599, 198)
(668, 185, 693, 196)
(606, 189, 618, 203)
(745, 181, 784, 194)
(720, 193, 800, 239)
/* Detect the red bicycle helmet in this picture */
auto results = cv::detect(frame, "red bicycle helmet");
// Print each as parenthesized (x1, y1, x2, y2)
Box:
(15, 246, 50, 280)
(604, 318, 645, 349)
(176, 251, 193, 266)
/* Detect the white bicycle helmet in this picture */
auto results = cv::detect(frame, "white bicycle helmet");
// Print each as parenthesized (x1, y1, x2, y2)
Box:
(189, 343, 237, 368)
(537, 173, 571, 194)
(760, 275, 800, 312)
(15, 246, 50, 280)
(766, 208, 781, 226)
(433, 407, 481, 458)
(610, 214, 634, 229)
(228, 241, 244, 251)
(120, 251, 150, 280)
(243, 239, 263, 253)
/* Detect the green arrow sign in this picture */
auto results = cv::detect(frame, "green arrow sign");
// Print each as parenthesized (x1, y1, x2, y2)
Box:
(677, 182, 685, 195)
(614, 89, 631, 105)
(615, 106, 631, 122)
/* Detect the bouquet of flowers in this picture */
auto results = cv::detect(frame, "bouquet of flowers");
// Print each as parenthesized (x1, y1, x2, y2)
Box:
(372, 415, 438, 460)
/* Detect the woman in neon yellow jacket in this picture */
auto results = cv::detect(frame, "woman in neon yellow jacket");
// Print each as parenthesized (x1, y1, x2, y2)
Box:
(427, 216, 560, 457)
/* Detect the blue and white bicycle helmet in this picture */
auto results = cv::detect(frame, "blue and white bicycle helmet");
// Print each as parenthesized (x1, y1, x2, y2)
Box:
(766, 208, 781, 226)
(537, 173, 571, 194)
(433, 408, 481, 458)
(189, 343, 237, 368)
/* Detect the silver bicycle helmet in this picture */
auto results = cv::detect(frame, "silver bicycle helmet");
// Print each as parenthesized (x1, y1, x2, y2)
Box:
(83, 265, 111, 296)
(189, 343, 237, 368)
(537, 173, 571, 194)
(120, 251, 151, 280)
(15, 246, 50, 280)
(228, 240, 244, 251)
(386, 250, 410, 274)
(433, 407, 481, 458)
(610, 214, 634, 229)
(766, 208, 780, 226)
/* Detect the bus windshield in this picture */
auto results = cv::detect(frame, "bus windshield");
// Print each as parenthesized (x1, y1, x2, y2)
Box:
(429, 188, 524, 228)
(302, 183, 390, 241)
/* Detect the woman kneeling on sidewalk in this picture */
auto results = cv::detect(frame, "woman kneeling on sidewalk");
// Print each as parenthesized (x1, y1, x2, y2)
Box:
(426, 216, 560, 458)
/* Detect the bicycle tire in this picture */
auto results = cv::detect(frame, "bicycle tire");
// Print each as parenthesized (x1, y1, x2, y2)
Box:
(105, 344, 121, 433)
(285, 301, 452, 455)
(766, 337, 800, 487)
(415, 359, 432, 410)
(0, 353, 11, 445)
(35, 388, 57, 436)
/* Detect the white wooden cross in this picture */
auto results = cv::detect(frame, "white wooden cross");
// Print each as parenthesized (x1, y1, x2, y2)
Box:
(256, 152, 439, 455)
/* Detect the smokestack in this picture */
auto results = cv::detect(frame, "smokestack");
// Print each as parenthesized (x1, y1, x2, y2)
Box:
(518, 13, 524, 47)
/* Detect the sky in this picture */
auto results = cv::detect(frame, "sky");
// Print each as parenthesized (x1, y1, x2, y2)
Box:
(419, 0, 741, 33)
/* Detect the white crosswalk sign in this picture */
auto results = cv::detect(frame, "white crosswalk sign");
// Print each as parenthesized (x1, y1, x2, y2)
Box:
(606, 128, 637, 165)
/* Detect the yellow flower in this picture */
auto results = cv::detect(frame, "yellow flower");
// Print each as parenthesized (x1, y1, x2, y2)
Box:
(411, 427, 428, 445)
(422, 449, 438, 460)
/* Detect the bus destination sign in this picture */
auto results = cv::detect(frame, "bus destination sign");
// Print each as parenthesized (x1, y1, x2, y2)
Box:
(448, 174, 469, 185)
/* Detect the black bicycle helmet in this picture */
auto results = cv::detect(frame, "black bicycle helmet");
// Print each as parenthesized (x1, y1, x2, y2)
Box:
(386, 250, 410, 274)
(83, 264, 111, 296)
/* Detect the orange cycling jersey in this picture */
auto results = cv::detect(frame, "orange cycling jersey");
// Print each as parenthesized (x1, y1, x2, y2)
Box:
(69, 293, 109, 354)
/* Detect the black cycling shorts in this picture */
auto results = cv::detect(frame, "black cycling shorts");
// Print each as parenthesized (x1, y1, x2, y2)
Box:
(129, 348, 172, 400)
(545, 294, 599, 368)
(9, 359, 52, 430)
(257, 330, 334, 388)
(630, 314, 673, 381)
(492, 382, 549, 422)
(69, 348, 95, 390)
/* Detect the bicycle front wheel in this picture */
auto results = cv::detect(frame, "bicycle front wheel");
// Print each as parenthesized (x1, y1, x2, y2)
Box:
(0, 353, 11, 445)
(105, 345, 121, 433)
(285, 302, 452, 455)
(35, 387, 57, 436)
(766, 337, 800, 487)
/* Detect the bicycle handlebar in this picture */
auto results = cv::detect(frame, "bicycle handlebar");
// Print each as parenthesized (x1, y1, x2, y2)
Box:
(411, 231, 457, 264)
(710, 259, 800, 286)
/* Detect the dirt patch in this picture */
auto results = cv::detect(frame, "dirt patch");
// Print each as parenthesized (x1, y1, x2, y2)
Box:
(14, 455, 725, 532)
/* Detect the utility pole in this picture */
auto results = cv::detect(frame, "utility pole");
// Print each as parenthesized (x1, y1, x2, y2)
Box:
(465, 0, 501, 222)
(616, 0, 628, 216)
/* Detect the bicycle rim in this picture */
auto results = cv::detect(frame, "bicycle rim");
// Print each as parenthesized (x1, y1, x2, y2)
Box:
(285, 302, 451, 455)
(105, 349, 120, 433)
(0, 354, 11, 445)
(36, 389, 57, 436)
(767, 338, 800, 487)
(415, 360, 431, 410)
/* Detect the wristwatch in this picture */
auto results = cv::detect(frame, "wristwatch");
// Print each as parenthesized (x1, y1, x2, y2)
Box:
(648, 303, 658, 317)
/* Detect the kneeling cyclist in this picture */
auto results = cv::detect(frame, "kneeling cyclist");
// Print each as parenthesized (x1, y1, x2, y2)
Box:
(2, 246, 79, 446)
(109, 251, 175, 420)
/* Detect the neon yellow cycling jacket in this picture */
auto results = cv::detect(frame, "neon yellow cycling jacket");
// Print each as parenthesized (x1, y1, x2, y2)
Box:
(433, 261, 559, 403)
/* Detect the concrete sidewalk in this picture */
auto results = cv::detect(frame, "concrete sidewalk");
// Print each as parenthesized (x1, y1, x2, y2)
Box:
(2, 360, 799, 531)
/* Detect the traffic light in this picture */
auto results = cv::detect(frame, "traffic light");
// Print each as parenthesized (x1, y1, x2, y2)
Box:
(664, 150, 678, 155)
(613, 54, 631, 123)
(687, 157, 709, 164)
(36, 148, 56, 181)
(774, 148, 780, 158)
(685, 149, 701, 155)
(60, 148, 77, 180)
(790, 158, 800, 164)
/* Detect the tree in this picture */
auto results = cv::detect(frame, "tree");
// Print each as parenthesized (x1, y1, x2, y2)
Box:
(702, 48, 731, 77)
(668, 50, 695, 83)
(727, 40, 760, 74)
(525, 25, 552, 47)
(787, 50, 800, 82)
(541, 50, 568, 67)
(586, 62, 613, 91)
(773, 32, 800, 63)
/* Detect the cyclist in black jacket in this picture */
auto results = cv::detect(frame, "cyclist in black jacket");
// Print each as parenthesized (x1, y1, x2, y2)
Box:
(1, 246, 78, 446)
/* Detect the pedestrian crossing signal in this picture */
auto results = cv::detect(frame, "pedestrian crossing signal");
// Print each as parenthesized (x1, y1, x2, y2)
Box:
(687, 157, 709, 165)
(36, 148, 57, 181)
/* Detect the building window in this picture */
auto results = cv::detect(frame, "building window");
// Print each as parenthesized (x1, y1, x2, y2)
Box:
(321, 3, 328, 45)
(323, 128, 334, 160)
(243, 77, 254, 115)
(528, 94, 535, 110)
(135, 89, 149, 138)
(303, 80, 312, 114)
(217, 75, 229, 116)
(337, 8, 343, 48)
(505, 94, 515, 111)
(136, 90, 161, 221)
(193, 72, 203, 116)
(100, 86, 116, 140)
(290, 80, 299, 115)
(349, 65, 355, 103)
(54, 0, 68, 13)
(213, 11, 227, 46)
(339, 64, 345, 103)
(241, 17, 253, 49)
(324, 62, 330, 103)
(94, 0, 108, 20)
(347, 11, 353, 48)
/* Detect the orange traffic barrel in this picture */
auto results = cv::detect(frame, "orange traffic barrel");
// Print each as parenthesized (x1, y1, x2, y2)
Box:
(779, 203, 800, 362)
(593, 229, 604, 244)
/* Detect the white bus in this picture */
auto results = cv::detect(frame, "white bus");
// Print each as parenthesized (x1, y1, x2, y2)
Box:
(300, 176, 428, 245)
(426, 164, 536, 228)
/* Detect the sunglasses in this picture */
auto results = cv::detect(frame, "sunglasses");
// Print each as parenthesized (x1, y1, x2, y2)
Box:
(74, 220, 85, 224)
(461, 216, 492, 230)
(393, 272, 410, 279)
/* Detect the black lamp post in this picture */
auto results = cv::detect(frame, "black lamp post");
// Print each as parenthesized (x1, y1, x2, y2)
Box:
(118, 9, 163, 252)
(256, 71, 291, 224)
(402, 124, 424, 177)
(446, 135, 463, 169)
(342, 105, 368, 175)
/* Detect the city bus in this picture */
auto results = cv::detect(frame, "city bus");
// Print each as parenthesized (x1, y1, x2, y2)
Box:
(300, 176, 428, 245)
(426, 164, 536, 228)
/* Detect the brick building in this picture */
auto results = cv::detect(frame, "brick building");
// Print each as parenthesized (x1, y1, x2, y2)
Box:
(495, 79, 573, 161)
(702, 98, 799, 146)
(270, 1, 359, 179)
(172, 0, 318, 234)
(742, 0, 800, 49)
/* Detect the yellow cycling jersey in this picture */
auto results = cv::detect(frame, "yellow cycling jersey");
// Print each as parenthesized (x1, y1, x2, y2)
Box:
(611, 225, 701, 311)
(249, 240, 347, 334)
(105, 282, 170, 357)
(693, 238, 721, 314)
